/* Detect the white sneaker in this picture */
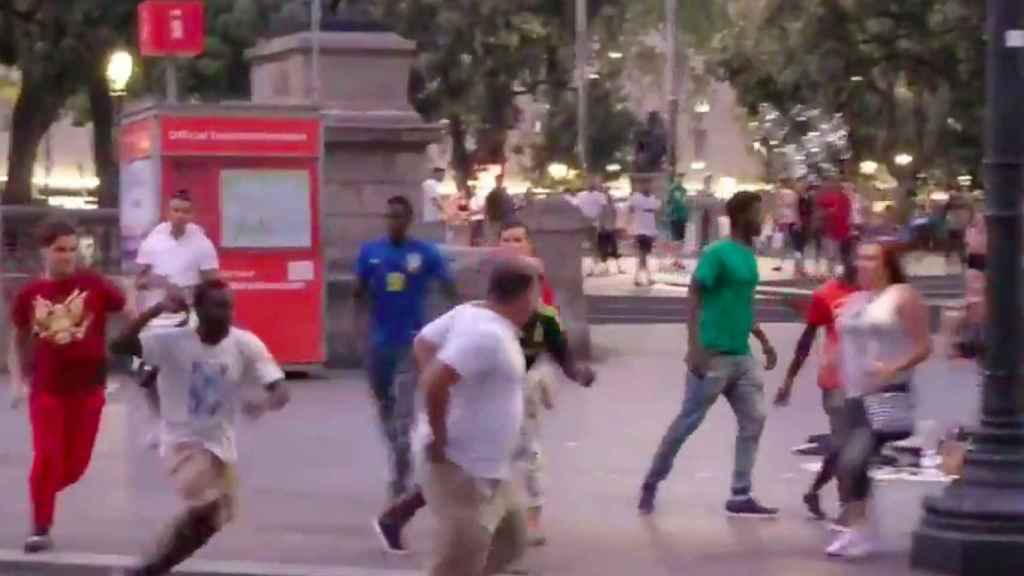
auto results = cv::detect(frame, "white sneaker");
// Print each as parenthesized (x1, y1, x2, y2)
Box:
(826, 529, 874, 559)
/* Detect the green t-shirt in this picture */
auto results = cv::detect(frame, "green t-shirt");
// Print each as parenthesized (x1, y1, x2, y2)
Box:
(694, 239, 759, 355)
(666, 183, 689, 223)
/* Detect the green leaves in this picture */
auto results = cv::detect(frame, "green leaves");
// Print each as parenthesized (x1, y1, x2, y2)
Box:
(713, 0, 984, 177)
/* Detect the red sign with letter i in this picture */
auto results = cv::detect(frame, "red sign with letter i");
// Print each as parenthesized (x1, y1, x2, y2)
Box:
(138, 1, 206, 57)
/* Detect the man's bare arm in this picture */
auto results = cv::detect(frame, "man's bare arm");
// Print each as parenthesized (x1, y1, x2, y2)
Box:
(110, 302, 170, 358)
(775, 324, 817, 405)
(10, 326, 33, 399)
(135, 264, 154, 290)
(751, 322, 778, 370)
(413, 336, 440, 373)
(785, 324, 818, 383)
(422, 361, 459, 458)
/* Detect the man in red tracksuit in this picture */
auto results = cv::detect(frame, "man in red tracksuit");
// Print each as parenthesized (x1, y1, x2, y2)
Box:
(9, 219, 126, 553)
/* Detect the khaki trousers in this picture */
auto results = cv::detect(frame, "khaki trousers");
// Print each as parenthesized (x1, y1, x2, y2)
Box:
(422, 458, 527, 576)
(167, 443, 237, 526)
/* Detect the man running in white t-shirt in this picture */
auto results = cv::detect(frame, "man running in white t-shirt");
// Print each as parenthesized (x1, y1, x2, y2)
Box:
(417, 258, 538, 576)
(111, 279, 289, 576)
(135, 190, 220, 441)
(629, 186, 662, 286)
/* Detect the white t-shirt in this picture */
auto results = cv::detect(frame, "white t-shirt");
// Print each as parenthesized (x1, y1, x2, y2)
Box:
(629, 194, 662, 237)
(775, 187, 798, 225)
(422, 179, 444, 223)
(141, 327, 285, 462)
(136, 222, 219, 324)
(575, 190, 608, 222)
(417, 303, 525, 479)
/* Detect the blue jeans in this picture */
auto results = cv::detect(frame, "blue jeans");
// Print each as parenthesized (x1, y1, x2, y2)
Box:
(368, 342, 417, 498)
(643, 354, 767, 497)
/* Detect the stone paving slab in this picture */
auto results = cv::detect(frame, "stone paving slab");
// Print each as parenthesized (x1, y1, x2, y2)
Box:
(0, 325, 981, 576)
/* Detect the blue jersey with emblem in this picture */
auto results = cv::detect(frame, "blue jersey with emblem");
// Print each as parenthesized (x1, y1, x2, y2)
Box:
(356, 238, 451, 347)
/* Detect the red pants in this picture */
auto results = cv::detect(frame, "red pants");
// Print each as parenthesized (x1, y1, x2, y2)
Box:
(29, 389, 105, 531)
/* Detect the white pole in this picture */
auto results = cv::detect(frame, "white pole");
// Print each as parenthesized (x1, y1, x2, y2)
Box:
(312, 0, 322, 104)
(165, 61, 179, 103)
(576, 0, 588, 176)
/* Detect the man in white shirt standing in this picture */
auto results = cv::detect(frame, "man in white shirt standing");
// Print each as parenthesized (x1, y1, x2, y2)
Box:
(416, 258, 538, 576)
(575, 178, 609, 275)
(136, 189, 220, 305)
(773, 177, 800, 274)
(134, 190, 220, 434)
(629, 185, 663, 287)
(111, 279, 290, 576)
(421, 167, 447, 241)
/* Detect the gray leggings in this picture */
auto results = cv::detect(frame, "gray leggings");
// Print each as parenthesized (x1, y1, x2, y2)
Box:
(837, 398, 911, 502)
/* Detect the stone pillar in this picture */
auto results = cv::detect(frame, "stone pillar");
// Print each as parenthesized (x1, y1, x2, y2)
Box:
(247, 32, 445, 276)
(248, 31, 445, 366)
(520, 195, 591, 359)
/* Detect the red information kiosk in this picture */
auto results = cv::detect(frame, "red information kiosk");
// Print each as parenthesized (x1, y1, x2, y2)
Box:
(119, 106, 325, 367)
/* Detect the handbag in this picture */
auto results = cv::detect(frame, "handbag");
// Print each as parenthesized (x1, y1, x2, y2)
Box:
(862, 387, 914, 435)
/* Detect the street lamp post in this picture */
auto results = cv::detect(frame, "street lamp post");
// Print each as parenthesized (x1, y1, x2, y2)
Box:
(575, 0, 588, 177)
(910, 1, 1024, 574)
(666, 0, 678, 175)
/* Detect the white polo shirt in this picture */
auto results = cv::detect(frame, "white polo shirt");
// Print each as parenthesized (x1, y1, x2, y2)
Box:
(422, 178, 444, 223)
(137, 222, 219, 314)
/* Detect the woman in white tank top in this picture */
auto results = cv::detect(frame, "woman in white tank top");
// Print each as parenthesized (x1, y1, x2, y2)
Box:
(828, 240, 933, 559)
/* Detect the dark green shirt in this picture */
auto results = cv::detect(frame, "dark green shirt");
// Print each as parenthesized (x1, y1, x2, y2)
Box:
(520, 304, 569, 370)
(694, 239, 758, 355)
(666, 183, 689, 223)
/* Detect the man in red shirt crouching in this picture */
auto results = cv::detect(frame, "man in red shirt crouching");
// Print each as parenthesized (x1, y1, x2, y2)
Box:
(9, 219, 126, 553)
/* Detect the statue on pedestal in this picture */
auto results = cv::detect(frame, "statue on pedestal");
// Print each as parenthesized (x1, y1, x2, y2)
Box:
(270, 0, 392, 36)
(633, 111, 668, 173)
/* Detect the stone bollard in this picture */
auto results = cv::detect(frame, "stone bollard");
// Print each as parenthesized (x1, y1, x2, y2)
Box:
(520, 195, 591, 360)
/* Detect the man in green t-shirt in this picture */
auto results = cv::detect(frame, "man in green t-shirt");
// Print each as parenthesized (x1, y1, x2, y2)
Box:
(666, 175, 690, 270)
(639, 191, 779, 518)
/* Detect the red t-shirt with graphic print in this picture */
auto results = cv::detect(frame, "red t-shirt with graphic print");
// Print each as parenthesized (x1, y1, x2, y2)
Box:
(805, 278, 857, 391)
(11, 271, 126, 394)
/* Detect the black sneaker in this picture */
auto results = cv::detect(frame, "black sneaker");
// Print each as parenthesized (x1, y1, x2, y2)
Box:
(803, 492, 826, 520)
(23, 533, 53, 554)
(373, 515, 408, 555)
(726, 496, 779, 518)
(638, 486, 657, 516)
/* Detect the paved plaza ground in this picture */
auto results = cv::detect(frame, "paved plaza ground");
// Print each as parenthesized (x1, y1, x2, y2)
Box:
(0, 324, 981, 575)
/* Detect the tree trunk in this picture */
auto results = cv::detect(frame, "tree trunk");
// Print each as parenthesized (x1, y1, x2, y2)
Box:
(2, 76, 68, 205)
(88, 68, 118, 208)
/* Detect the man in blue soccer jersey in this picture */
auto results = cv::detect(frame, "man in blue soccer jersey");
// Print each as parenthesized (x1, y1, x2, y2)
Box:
(355, 196, 459, 500)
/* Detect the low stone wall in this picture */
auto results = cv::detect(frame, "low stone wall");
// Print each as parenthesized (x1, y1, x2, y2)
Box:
(0, 201, 591, 372)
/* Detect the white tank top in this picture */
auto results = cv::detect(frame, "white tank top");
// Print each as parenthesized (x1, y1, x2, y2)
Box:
(836, 285, 916, 397)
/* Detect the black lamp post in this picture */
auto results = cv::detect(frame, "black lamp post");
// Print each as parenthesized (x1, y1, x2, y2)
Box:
(910, 1, 1024, 573)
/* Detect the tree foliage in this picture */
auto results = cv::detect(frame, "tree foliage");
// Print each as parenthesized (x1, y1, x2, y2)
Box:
(1, 1, 137, 205)
(713, 0, 984, 182)
(380, 0, 625, 187)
